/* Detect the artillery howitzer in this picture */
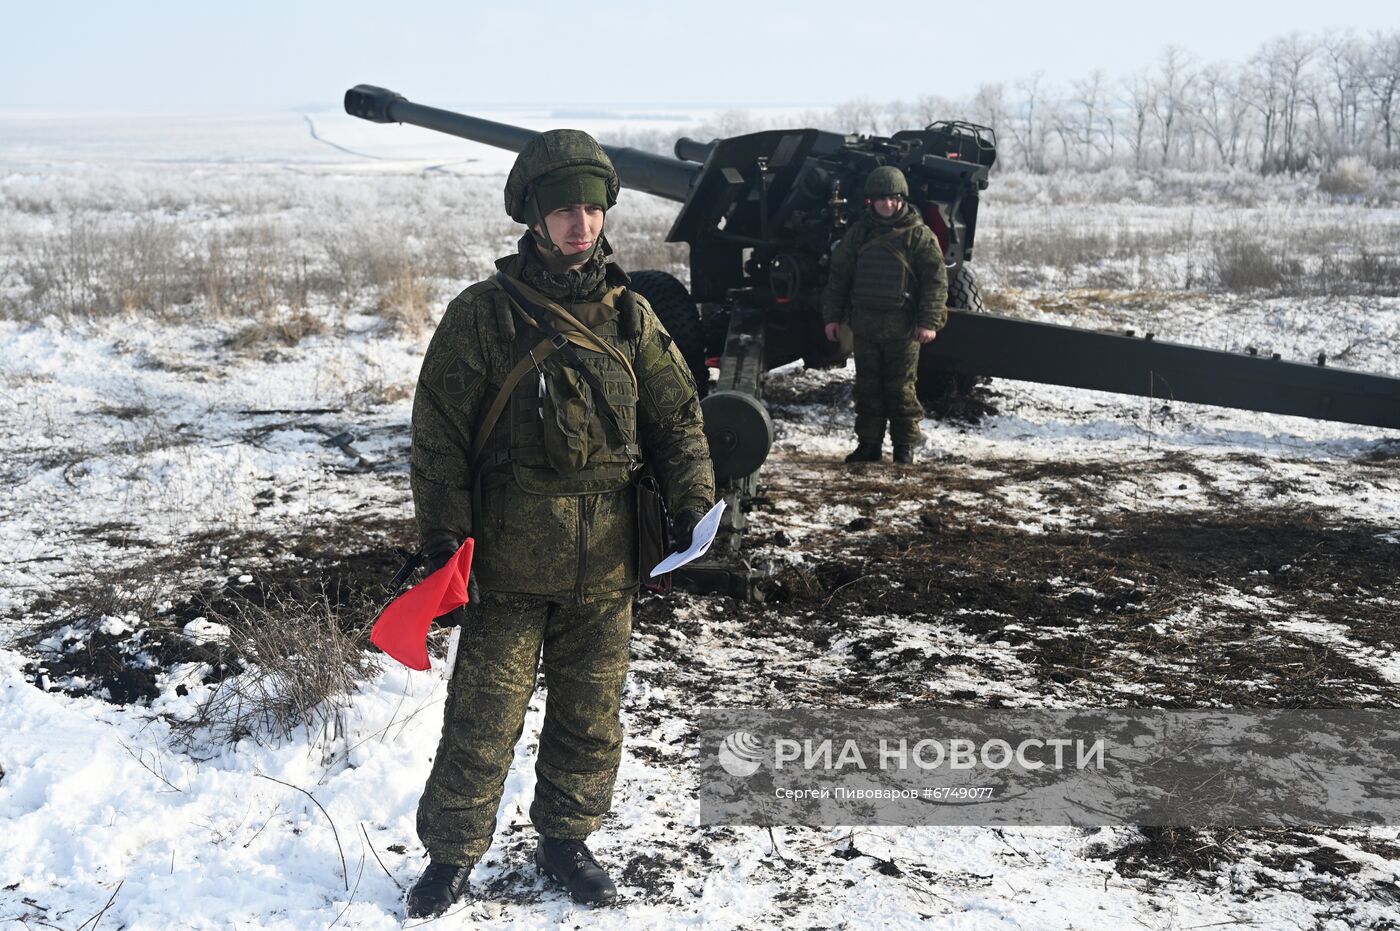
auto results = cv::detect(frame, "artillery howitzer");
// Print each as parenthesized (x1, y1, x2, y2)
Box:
(345, 85, 1400, 597)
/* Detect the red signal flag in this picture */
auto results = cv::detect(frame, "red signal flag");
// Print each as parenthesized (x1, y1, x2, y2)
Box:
(370, 539, 474, 670)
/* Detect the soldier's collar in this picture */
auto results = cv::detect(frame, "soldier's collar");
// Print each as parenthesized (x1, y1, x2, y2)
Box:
(511, 235, 611, 300)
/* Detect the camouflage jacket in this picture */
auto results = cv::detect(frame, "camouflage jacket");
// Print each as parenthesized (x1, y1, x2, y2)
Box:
(820, 206, 949, 339)
(410, 238, 714, 603)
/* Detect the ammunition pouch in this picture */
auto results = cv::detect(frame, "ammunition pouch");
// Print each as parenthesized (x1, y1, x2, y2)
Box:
(636, 472, 672, 593)
(539, 351, 602, 476)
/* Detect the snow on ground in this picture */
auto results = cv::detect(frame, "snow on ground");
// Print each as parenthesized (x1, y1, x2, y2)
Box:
(3, 113, 1400, 930)
(8, 642, 1308, 931)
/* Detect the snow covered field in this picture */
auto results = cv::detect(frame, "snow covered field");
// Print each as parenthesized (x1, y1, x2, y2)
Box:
(3, 111, 1399, 930)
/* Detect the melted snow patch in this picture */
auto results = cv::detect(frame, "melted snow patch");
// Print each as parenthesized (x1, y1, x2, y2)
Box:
(1274, 616, 1400, 685)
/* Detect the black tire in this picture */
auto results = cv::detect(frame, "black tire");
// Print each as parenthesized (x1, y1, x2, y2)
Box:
(630, 270, 710, 396)
(917, 264, 988, 411)
(946, 262, 986, 313)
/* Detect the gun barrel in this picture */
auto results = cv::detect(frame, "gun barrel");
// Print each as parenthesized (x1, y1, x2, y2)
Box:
(675, 137, 716, 164)
(344, 84, 699, 203)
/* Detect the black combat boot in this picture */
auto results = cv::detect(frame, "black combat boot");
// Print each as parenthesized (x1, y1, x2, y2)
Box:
(893, 445, 915, 464)
(844, 442, 882, 463)
(405, 860, 473, 918)
(536, 837, 618, 905)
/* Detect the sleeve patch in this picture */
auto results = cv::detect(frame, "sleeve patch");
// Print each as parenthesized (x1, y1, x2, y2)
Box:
(439, 357, 482, 403)
(644, 365, 691, 414)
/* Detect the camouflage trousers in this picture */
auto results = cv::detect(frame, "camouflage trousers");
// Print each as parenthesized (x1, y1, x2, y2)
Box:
(853, 336, 923, 446)
(416, 593, 632, 864)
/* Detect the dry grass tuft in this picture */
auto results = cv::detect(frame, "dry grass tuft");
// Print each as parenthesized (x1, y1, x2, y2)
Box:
(224, 309, 327, 351)
(1318, 157, 1377, 198)
(1211, 236, 1305, 292)
(980, 289, 1025, 313)
(372, 263, 437, 334)
(169, 588, 376, 748)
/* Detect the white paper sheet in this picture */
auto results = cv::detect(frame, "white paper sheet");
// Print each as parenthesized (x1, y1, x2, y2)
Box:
(649, 499, 727, 576)
(443, 625, 462, 677)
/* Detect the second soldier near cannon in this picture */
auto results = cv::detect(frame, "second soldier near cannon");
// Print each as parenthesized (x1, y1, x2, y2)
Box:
(404, 129, 715, 916)
(822, 166, 948, 464)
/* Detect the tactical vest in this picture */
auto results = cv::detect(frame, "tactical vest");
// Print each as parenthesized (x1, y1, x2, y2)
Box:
(480, 282, 640, 496)
(850, 226, 916, 314)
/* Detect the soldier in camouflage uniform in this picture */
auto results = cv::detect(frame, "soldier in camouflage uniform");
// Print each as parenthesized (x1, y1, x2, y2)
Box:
(404, 129, 715, 917)
(821, 165, 948, 464)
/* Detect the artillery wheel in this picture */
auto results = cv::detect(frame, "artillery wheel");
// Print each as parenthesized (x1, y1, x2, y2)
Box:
(630, 270, 710, 397)
(946, 263, 986, 313)
(917, 264, 990, 417)
(700, 390, 774, 483)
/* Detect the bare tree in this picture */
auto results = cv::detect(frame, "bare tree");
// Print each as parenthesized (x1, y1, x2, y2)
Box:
(915, 93, 959, 128)
(1246, 47, 1280, 169)
(968, 82, 1010, 139)
(831, 99, 884, 135)
(883, 99, 915, 135)
(1317, 30, 1367, 160)
(1045, 98, 1076, 169)
(1067, 69, 1114, 166)
(1362, 30, 1400, 160)
(1193, 62, 1252, 167)
(706, 109, 759, 138)
(1006, 72, 1048, 172)
(1122, 70, 1156, 169)
(1302, 79, 1328, 167)
(1150, 46, 1197, 167)
(1254, 33, 1316, 171)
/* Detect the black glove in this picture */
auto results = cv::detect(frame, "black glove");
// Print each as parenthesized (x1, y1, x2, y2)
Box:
(435, 602, 469, 628)
(423, 538, 458, 571)
(424, 540, 479, 628)
(670, 509, 704, 552)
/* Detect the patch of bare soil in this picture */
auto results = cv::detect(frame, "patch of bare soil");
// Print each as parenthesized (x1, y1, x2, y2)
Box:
(13, 516, 416, 706)
(629, 440, 1398, 912)
(705, 449, 1400, 710)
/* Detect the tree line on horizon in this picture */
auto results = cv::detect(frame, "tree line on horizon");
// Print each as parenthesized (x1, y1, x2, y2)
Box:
(818, 30, 1400, 176)
(611, 29, 1399, 179)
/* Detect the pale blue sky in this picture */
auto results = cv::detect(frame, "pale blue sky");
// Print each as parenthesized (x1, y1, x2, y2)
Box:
(5, 0, 1395, 112)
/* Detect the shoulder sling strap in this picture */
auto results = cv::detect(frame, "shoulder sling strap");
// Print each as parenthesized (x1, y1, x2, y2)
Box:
(468, 334, 557, 465)
(858, 226, 917, 278)
(485, 272, 640, 469)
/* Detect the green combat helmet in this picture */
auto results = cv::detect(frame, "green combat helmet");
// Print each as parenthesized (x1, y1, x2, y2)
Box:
(863, 165, 909, 198)
(504, 129, 620, 227)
